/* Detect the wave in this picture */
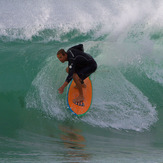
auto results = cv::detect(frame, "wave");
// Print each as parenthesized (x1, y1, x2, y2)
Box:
(1, 0, 163, 42)
(25, 39, 158, 131)
(1, 0, 163, 132)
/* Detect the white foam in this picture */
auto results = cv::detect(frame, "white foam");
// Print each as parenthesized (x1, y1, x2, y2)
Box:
(1, 0, 163, 40)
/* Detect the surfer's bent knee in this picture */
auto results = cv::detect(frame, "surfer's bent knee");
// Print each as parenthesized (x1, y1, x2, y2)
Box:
(73, 73, 77, 78)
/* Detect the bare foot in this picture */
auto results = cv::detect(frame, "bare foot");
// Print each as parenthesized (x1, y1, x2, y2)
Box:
(74, 83, 86, 89)
(73, 95, 84, 103)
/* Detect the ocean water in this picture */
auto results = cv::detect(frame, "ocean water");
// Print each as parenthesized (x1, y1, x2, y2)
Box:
(0, 0, 163, 162)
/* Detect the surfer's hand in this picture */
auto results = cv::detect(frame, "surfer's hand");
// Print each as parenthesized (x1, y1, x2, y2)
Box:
(58, 87, 64, 94)
(58, 81, 68, 94)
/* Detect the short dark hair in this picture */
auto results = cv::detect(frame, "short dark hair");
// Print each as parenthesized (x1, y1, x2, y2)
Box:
(57, 49, 66, 56)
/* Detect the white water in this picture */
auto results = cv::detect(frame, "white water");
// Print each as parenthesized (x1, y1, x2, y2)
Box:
(1, 0, 163, 41)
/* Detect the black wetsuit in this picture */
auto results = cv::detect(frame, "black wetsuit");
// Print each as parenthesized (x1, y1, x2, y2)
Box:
(65, 44, 97, 83)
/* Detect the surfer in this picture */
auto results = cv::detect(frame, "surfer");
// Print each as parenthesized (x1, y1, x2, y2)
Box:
(57, 44, 97, 102)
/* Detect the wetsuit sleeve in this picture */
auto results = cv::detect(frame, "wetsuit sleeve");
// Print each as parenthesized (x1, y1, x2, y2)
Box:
(69, 44, 84, 52)
(65, 59, 76, 83)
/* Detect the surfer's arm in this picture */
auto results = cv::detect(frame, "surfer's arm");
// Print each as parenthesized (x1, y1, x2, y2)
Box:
(58, 60, 75, 94)
(65, 59, 76, 83)
(58, 81, 68, 94)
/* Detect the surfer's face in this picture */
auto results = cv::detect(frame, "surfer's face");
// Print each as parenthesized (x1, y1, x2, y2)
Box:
(57, 53, 67, 63)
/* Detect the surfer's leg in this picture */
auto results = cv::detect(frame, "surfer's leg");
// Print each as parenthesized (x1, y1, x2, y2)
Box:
(72, 73, 84, 102)
(74, 79, 86, 89)
(74, 62, 97, 89)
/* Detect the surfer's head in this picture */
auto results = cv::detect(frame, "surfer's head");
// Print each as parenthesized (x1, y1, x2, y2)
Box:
(57, 49, 68, 63)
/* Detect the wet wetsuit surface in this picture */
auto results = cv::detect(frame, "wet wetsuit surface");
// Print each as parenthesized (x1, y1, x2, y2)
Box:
(65, 44, 97, 83)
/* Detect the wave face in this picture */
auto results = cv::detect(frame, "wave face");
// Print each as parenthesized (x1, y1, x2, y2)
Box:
(1, 0, 163, 162)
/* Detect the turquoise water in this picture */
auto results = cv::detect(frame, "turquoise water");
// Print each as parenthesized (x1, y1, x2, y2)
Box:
(1, 0, 163, 162)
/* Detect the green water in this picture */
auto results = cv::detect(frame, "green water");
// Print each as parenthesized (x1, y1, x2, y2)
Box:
(1, 0, 163, 162)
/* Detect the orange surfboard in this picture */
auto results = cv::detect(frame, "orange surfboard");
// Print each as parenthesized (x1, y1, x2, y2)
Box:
(67, 77, 92, 116)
